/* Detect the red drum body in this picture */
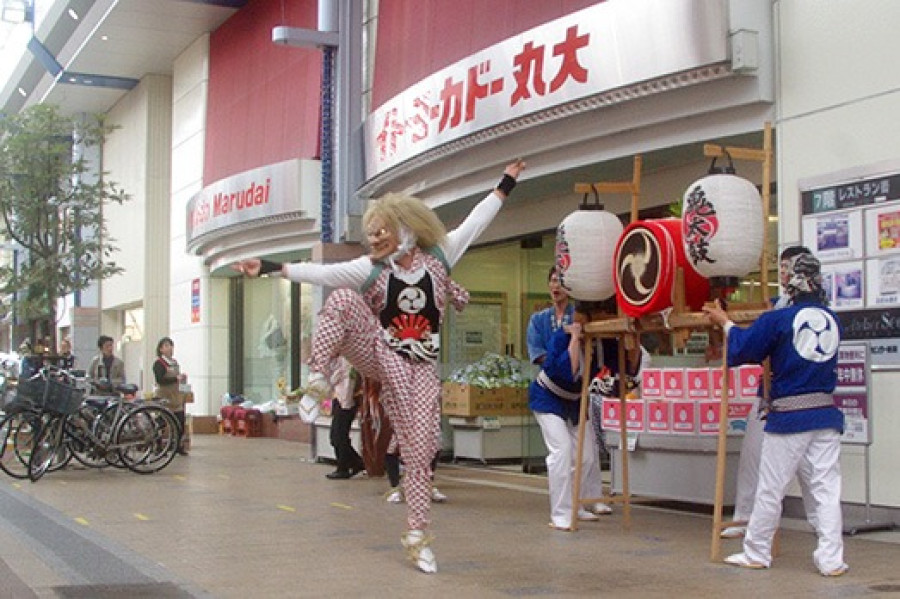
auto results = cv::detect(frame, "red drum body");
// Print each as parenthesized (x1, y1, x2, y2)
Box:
(614, 218, 709, 317)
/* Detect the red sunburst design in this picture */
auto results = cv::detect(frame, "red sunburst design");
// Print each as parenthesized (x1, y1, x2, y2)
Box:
(390, 314, 431, 340)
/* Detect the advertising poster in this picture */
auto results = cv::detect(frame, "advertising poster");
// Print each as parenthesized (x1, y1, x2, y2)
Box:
(866, 256, 900, 307)
(830, 261, 865, 310)
(865, 204, 900, 256)
(835, 343, 870, 445)
(801, 210, 864, 262)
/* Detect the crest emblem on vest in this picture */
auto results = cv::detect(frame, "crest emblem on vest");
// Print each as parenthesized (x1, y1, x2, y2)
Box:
(793, 308, 839, 363)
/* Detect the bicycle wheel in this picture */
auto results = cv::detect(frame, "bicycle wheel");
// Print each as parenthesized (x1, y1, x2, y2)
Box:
(0, 411, 40, 479)
(114, 406, 179, 474)
(28, 416, 65, 482)
(96, 401, 137, 468)
(68, 405, 109, 469)
(46, 430, 73, 473)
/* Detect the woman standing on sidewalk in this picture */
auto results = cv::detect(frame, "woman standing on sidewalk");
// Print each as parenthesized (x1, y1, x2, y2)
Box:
(236, 159, 525, 573)
(153, 337, 189, 456)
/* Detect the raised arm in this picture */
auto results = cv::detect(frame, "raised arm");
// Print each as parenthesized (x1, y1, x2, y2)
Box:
(443, 159, 526, 265)
(234, 256, 373, 289)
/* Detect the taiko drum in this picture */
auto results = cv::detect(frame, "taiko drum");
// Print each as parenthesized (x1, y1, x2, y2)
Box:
(614, 218, 709, 317)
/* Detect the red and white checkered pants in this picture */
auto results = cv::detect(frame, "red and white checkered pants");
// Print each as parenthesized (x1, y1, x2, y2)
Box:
(310, 288, 440, 530)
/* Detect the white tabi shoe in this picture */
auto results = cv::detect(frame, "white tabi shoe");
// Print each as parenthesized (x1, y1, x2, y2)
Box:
(724, 552, 768, 570)
(821, 563, 849, 577)
(401, 529, 437, 574)
(720, 526, 746, 539)
(385, 487, 404, 504)
(431, 486, 448, 503)
(577, 509, 600, 522)
(590, 502, 613, 515)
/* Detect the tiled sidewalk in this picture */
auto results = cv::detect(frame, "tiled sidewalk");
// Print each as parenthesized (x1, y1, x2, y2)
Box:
(1, 434, 899, 598)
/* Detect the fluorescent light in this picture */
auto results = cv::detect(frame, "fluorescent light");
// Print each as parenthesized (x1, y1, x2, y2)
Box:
(67, 7, 78, 20)
(17, 87, 26, 96)
(1, 1, 28, 24)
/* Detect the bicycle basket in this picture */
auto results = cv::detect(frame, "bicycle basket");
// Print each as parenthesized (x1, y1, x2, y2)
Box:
(43, 378, 85, 415)
(13, 377, 44, 408)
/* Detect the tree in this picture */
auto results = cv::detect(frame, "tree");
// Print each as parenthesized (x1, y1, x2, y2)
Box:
(0, 104, 128, 351)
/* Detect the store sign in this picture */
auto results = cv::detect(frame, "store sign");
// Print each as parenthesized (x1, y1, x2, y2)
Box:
(191, 278, 201, 324)
(186, 159, 305, 245)
(801, 173, 900, 215)
(364, 0, 727, 177)
(838, 307, 900, 340)
(835, 343, 870, 445)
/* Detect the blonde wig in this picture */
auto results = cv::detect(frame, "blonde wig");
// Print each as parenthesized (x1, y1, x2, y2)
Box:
(362, 192, 447, 249)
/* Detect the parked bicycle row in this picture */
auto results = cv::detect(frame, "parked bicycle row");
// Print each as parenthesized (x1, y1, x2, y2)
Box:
(0, 366, 184, 482)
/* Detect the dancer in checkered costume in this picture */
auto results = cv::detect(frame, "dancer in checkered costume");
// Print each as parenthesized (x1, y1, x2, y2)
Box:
(236, 159, 525, 573)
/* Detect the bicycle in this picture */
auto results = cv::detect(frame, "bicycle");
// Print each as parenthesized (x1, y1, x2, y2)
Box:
(70, 382, 171, 471)
(0, 407, 46, 479)
(26, 368, 181, 481)
(4, 368, 84, 481)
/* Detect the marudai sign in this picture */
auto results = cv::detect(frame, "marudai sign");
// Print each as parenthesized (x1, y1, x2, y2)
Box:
(194, 178, 270, 226)
(187, 159, 304, 245)
(364, 0, 727, 177)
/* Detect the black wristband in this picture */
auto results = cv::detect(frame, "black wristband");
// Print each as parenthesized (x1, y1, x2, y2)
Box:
(497, 174, 517, 196)
(258, 260, 283, 276)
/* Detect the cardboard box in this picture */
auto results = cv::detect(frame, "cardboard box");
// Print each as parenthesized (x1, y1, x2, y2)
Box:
(685, 368, 712, 399)
(601, 398, 622, 429)
(736, 364, 765, 399)
(698, 399, 755, 435)
(641, 367, 663, 399)
(670, 400, 697, 434)
(698, 400, 722, 435)
(662, 368, 686, 400)
(710, 368, 737, 400)
(601, 398, 644, 431)
(624, 399, 645, 432)
(727, 400, 754, 435)
(440, 383, 529, 417)
(276, 401, 299, 416)
(645, 400, 672, 433)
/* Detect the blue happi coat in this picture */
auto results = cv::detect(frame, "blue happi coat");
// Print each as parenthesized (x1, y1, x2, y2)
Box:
(726, 299, 844, 435)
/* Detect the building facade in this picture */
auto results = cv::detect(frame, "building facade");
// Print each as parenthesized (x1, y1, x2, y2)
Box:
(1, 0, 898, 516)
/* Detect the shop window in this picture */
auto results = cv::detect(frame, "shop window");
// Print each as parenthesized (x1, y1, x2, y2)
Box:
(241, 277, 292, 404)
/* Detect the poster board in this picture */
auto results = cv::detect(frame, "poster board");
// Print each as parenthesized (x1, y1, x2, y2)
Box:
(800, 166, 900, 367)
(835, 343, 871, 445)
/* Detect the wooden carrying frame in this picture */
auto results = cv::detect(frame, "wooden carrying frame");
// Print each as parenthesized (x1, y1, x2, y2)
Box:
(569, 124, 774, 563)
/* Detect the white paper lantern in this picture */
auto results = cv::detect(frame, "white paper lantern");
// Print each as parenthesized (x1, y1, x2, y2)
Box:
(681, 172, 764, 287)
(555, 207, 623, 301)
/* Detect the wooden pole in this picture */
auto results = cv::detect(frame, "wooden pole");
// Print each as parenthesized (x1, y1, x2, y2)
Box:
(710, 334, 730, 562)
(570, 336, 594, 532)
(631, 154, 642, 223)
(618, 336, 632, 529)
(760, 121, 773, 303)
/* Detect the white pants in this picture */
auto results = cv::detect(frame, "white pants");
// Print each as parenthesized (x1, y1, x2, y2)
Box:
(733, 397, 817, 527)
(743, 429, 844, 573)
(534, 411, 604, 529)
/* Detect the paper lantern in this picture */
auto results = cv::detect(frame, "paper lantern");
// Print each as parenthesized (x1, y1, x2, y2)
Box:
(614, 218, 710, 317)
(681, 164, 764, 288)
(555, 200, 623, 301)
